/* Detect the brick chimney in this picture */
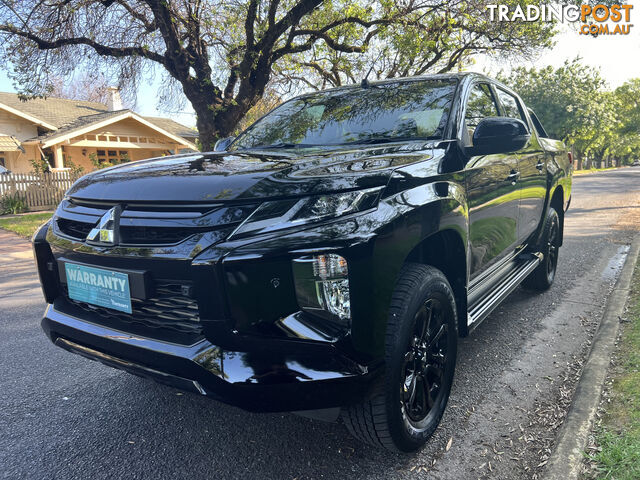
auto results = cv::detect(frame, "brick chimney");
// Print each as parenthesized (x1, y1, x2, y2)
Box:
(106, 87, 123, 111)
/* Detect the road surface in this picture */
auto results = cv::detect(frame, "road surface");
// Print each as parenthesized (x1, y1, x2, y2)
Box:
(1, 167, 639, 480)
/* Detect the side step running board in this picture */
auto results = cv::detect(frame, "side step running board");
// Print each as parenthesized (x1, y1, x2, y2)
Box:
(467, 252, 543, 331)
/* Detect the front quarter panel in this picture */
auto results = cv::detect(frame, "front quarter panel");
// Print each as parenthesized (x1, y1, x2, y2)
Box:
(201, 149, 469, 360)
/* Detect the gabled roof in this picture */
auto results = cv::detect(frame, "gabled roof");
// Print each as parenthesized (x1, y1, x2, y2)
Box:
(0, 92, 198, 146)
(35, 110, 123, 142)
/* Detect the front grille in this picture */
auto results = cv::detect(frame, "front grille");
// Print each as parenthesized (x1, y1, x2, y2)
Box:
(57, 218, 93, 239)
(56, 218, 205, 245)
(62, 282, 204, 344)
(119, 226, 212, 244)
(53, 198, 255, 246)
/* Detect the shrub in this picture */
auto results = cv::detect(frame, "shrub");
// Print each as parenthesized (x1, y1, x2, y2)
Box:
(29, 157, 51, 174)
(1, 191, 29, 215)
(64, 157, 84, 175)
(89, 152, 128, 170)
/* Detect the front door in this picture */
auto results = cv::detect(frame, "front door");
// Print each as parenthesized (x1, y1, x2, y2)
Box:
(494, 88, 546, 244)
(463, 83, 521, 279)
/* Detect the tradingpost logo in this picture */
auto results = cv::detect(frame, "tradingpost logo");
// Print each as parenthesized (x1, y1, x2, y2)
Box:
(486, 3, 633, 36)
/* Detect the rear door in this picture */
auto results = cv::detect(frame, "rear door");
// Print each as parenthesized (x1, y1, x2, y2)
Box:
(494, 88, 547, 245)
(464, 83, 521, 278)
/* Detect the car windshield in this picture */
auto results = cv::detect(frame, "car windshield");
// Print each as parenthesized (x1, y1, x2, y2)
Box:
(231, 79, 458, 150)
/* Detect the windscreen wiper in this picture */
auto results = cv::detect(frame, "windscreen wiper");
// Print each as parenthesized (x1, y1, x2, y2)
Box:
(344, 136, 435, 145)
(253, 142, 318, 149)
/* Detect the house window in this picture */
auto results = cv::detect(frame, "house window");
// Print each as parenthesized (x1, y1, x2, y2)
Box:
(111, 150, 130, 160)
(0, 157, 5, 167)
(94, 149, 130, 165)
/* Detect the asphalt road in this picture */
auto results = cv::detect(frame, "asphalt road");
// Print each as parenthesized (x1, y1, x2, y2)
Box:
(1, 167, 640, 480)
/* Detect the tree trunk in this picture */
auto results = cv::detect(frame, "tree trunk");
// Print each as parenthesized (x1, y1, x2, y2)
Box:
(184, 81, 258, 152)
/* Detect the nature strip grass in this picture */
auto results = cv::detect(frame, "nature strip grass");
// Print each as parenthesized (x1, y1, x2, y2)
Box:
(0, 212, 52, 238)
(589, 262, 640, 479)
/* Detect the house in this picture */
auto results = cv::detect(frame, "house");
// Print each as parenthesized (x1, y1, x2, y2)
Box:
(0, 88, 198, 174)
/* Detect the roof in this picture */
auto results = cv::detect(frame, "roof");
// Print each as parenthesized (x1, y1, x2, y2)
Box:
(0, 92, 198, 144)
(0, 92, 107, 129)
(35, 110, 124, 141)
(0, 135, 22, 151)
(142, 116, 198, 139)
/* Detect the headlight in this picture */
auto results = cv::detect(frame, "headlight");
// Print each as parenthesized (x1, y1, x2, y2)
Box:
(292, 253, 351, 329)
(230, 187, 382, 238)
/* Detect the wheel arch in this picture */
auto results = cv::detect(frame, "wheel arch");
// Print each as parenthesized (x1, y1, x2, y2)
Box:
(404, 228, 468, 337)
(549, 185, 565, 246)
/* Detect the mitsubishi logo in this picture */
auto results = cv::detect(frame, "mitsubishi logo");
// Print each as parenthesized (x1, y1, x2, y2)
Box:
(86, 206, 121, 246)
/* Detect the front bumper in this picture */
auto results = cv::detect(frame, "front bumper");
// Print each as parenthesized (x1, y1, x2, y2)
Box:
(42, 305, 381, 412)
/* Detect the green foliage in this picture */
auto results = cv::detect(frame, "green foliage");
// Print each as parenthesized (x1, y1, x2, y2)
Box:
(588, 266, 640, 479)
(63, 157, 84, 176)
(1, 191, 29, 215)
(89, 152, 127, 170)
(498, 58, 607, 142)
(29, 157, 51, 174)
(499, 59, 640, 167)
(611, 80, 640, 163)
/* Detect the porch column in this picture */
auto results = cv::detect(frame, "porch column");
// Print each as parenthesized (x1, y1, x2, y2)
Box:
(53, 145, 64, 169)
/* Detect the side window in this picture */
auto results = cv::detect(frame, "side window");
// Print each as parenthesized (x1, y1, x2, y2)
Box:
(464, 83, 500, 145)
(528, 109, 549, 138)
(495, 89, 527, 125)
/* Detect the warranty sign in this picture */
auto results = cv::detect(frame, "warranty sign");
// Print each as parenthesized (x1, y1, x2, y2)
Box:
(65, 263, 132, 314)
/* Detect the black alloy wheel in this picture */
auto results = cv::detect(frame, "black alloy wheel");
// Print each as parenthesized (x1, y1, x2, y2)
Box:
(524, 207, 560, 291)
(401, 299, 450, 429)
(342, 264, 458, 452)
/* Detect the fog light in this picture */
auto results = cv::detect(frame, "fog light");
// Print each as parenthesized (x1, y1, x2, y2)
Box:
(319, 278, 351, 320)
(292, 254, 351, 327)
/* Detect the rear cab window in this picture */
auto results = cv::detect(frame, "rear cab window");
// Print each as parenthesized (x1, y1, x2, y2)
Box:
(495, 88, 529, 129)
(528, 109, 549, 138)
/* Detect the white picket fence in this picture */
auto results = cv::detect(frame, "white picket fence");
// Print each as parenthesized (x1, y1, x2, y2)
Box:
(0, 170, 82, 211)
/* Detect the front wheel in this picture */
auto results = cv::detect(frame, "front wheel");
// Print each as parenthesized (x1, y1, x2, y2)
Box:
(342, 264, 458, 452)
(523, 207, 560, 291)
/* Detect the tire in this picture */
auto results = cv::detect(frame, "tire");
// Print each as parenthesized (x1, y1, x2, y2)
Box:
(523, 207, 560, 291)
(342, 264, 458, 452)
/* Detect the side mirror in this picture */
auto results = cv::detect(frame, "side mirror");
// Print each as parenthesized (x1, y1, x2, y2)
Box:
(214, 136, 236, 152)
(467, 117, 530, 156)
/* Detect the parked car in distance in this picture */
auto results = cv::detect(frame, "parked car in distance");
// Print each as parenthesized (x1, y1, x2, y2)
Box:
(632, 159, 640, 166)
(33, 73, 572, 452)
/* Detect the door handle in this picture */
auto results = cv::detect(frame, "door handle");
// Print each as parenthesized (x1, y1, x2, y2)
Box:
(507, 170, 520, 184)
(536, 160, 544, 171)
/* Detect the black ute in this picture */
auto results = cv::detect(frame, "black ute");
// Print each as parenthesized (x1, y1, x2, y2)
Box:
(33, 73, 572, 452)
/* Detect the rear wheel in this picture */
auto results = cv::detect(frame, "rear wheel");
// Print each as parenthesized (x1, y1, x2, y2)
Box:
(342, 264, 457, 452)
(523, 207, 560, 291)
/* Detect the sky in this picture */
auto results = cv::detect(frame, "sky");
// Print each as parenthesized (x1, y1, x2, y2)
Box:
(475, 0, 640, 88)
(1, 0, 638, 129)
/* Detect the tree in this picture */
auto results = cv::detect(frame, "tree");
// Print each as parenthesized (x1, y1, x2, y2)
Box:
(49, 73, 117, 105)
(608, 80, 640, 165)
(499, 58, 618, 168)
(0, 0, 555, 150)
